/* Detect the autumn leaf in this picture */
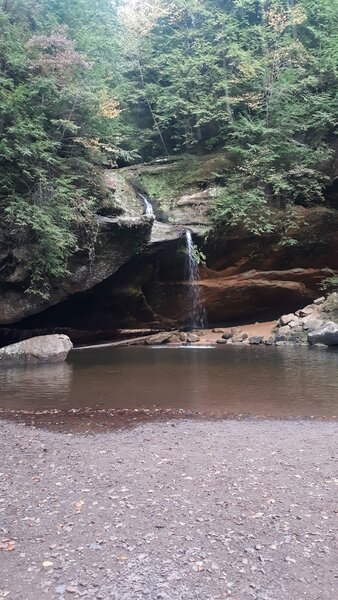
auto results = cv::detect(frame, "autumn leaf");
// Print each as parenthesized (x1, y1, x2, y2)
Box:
(42, 561, 54, 568)
(74, 500, 85, 513)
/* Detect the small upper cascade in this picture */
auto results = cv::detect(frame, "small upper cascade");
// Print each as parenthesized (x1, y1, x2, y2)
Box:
(139, 193, 155, 218)
(184, 230, 207, 330)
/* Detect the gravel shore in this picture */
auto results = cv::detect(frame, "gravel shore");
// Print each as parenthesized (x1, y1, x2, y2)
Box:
(1, 419, 338, 599)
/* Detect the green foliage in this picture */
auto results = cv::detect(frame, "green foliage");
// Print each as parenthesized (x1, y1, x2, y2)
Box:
(140, 165, 196, 210)
(0, 0, 125, 295)
(213, 180, 276, 236)
(140, 174, 177, 208)
(1, 0, 338, 295)
(191, 244, 206, 266)
(117, 0, 338, 234)
(320, 274, 338, 294)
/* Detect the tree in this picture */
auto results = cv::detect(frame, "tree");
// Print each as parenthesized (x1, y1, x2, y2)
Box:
(0, 0, 123, 296)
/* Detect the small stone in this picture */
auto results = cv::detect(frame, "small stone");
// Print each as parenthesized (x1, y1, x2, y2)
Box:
(231, 327, 242, 335)
(275, 334, 287, 342)
(192, 561, 204, 572)
(222, 332, 233, 340)
(249, 336, 263, 345)
(213, 328, 225, 333)
(263, 337, 275, 345)
(55, 585, 66, 595)
(314, 296, 325, 305)
(278, 313, 296, 326)
(216, 338, 228, 344)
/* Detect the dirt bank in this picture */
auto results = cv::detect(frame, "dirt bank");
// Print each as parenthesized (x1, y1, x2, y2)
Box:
(1, 419, 337, 599)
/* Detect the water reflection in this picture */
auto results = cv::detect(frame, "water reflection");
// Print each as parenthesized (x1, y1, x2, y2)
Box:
(0, 362, 73, 409)
(0, 346, 338, 419)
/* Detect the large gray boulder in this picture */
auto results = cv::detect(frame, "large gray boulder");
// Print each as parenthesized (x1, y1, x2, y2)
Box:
(0, 335, 73, 366)
(308, 321, 338, 346)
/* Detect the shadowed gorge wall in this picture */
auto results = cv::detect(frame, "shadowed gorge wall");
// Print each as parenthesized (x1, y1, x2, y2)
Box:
(2, 203, 337, 346)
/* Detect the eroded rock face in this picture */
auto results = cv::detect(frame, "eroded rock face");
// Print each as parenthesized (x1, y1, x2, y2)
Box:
(2, 156, 338, 331)
(0, 334, 73, 366)
(0, 216, 151, 325)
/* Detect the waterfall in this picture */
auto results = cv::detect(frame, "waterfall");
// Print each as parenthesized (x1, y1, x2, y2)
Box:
(184, 230, 207, 329)
(139, 193, 154, 217)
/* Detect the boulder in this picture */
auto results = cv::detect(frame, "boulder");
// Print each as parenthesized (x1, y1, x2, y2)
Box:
(287, 334, 302, 344)
(297, 305, 315, 318)
(302, 318, 325, 332)
(169, 334, 182, 344)
(0, 334, 73, 366)
(279, 313, 296, 326)
(232, 333, 248, 343)
(313, 296, 325, 305)
(263, 337, 275, 345)
(278, 325, 291, 335)
(289, 316, 301, 327)
(308, 321, 338, 346)
(213, 328, 225, 333)
(187, 333, 200, 343)
(249, 336, 263, 345)
(310, 343, 328, 350)
(222, 332, 233, 340)
(216, 338, 228, 344)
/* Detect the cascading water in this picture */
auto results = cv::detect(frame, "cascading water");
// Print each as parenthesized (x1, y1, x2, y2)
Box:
(139, 193, 154, 217)
(184, 230, 207, 329)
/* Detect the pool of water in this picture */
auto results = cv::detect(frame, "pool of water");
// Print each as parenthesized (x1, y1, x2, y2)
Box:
(0, 345, 338, 419)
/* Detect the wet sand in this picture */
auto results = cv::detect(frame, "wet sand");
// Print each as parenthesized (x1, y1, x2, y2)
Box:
(1, 419, 337, 599)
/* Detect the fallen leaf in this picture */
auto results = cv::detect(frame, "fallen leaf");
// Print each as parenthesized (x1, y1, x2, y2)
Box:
(0, 539, 16, 552)
(42, 560, 54, 568)
(74, 500, 85, 513)
(192, 561, 204, 572)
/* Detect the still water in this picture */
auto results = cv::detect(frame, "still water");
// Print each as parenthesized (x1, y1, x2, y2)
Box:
(0, 346, 338, 419)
